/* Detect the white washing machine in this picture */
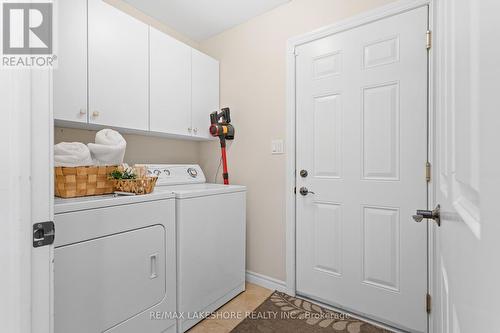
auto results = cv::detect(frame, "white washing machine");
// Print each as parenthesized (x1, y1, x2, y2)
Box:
(145, 164, 246, 333)
(54, 191, 177, 333)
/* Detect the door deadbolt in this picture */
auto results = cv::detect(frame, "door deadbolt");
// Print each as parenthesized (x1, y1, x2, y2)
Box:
(412, 204, 440, 226)
(300, 170, 308, 178)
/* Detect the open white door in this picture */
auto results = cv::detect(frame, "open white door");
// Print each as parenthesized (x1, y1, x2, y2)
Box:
(31, 69, 55, 333)
(0, 67, 53, 333)
(433, 0, 500, 332)
(1, 70, 33, 333)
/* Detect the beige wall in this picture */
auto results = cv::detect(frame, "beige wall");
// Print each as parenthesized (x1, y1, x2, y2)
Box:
(199, 0, 396, 281)
(55, 127, 200, 165)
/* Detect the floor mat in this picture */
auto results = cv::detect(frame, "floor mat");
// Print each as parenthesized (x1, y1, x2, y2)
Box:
(230, 291, 393, 333)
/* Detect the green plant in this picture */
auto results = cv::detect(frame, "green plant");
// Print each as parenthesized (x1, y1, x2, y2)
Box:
(109, 169, 137, 180)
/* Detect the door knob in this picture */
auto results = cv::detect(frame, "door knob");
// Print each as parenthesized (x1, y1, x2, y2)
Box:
(413, 204, 440, 226)
(299, 187, 315, 196)
(300, 170, 308, 178)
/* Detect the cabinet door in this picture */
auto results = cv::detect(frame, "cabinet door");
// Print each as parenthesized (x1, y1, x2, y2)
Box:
(53, 0, 87, 123)
(150, 27, 191, 136)
(88, 0, 149, 130)
(191, 49, 219, 139)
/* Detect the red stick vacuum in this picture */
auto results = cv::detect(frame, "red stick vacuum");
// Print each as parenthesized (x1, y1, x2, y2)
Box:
(209, 108, 235, 185)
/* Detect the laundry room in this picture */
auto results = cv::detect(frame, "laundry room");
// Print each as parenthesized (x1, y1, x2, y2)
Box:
(2, 1, 498, 333)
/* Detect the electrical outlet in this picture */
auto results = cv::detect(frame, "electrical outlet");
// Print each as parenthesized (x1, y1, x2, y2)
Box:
(271, 139, 284, 155)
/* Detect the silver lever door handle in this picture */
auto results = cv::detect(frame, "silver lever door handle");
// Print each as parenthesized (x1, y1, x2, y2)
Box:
(412, 204, 440, 226)
(299, 187, 315, 196)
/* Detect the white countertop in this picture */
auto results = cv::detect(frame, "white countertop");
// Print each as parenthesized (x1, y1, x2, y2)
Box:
(54, 188, 175, 214)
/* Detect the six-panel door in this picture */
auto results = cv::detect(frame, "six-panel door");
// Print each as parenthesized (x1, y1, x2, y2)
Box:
(296, 6, 429, 332)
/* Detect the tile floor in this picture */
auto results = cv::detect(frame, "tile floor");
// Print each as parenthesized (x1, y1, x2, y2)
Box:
(187, 283, 273, 333)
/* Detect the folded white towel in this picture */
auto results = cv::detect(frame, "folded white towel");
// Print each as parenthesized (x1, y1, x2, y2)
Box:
(88, 129, 127, 165)
(54, 142, 94, 167)
(95, 128, 127, 146)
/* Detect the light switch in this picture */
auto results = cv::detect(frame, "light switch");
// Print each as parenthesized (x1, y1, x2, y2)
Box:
(271, 139, 284, 155)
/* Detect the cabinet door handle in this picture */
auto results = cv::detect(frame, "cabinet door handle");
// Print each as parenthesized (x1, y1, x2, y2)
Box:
(92, 111, 99, 117)
(193, 128, 198, 134)
(79, 109, 87, 116)
(149, 253, 158, 279)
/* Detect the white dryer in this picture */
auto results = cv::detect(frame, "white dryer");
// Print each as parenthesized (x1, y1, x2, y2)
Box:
(54, 192, 177, 333)
(146, 164, 246, 333)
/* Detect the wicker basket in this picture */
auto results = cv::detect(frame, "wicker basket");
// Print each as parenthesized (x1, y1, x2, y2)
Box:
(55, 166, 118, 198)
(110, 177, 158, 195)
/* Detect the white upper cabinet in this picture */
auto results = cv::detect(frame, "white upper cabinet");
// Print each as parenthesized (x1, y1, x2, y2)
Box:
(191, 49, 220, 139)
(88, 0, 149, 130)
(149, 27, 192, 136)
(53, 1, 220, 140)
(53, 0, 87, 123)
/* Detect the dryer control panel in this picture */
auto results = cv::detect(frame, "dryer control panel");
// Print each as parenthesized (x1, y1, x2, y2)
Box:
(141, 164, 206, 186)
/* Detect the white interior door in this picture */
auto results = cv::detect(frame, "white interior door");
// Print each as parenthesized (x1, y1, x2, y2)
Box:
(1, 70, 34, 333)
(433, 1, 500, 332)
(296, 6, 429, 332)
(31, 70, 55, 333)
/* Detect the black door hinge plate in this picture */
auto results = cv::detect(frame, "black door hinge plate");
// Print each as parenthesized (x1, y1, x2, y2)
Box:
(33, 221, 55, 248)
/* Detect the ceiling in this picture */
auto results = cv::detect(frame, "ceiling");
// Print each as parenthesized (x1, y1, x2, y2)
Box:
(122, 0, 291, 41)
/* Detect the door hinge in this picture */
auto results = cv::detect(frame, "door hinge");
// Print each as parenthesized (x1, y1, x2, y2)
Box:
(426, 30, 432, 49)
(426, 293, 432, 314)
(294, 186, 296, 194)
(33, 221, 55, 248)
(425, 162, 431, 182)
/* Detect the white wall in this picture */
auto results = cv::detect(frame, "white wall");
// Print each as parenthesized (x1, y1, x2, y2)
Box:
(199, 0, 396, 281)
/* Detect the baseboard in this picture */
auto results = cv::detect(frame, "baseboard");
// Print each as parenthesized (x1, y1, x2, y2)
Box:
(245, 270, 288, 293)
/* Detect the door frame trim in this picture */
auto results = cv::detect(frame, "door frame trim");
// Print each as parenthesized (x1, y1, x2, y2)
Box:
(285, 0, 436, 331)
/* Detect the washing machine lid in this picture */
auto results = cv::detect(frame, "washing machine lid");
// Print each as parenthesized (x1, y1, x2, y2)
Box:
(159, 183, 246, 199)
